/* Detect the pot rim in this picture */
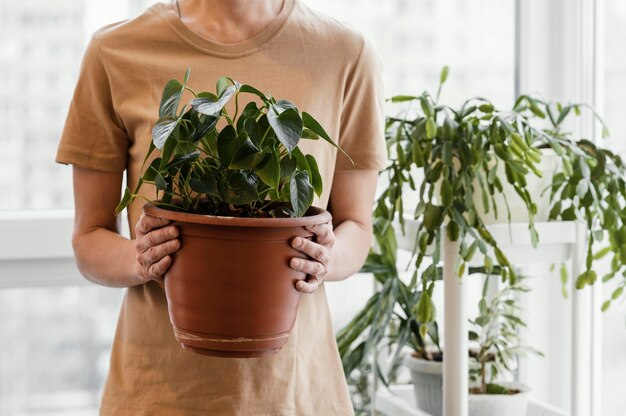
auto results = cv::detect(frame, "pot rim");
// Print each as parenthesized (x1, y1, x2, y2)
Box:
(143, 202, 331, 228)
(469, 382, 532, 398)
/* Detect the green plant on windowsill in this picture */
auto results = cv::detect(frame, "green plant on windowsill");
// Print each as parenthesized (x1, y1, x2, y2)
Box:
(338, 67, 620, 404)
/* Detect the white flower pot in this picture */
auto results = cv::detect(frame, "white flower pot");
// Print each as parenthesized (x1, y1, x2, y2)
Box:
(475, 150, 559, 224)
(404, 354, 531, 416)
(469, 382, 531, 416)
(403, 354, 444, 416)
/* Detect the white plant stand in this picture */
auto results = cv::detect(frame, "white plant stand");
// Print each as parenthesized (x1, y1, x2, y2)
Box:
(375, 385, 569, 416)
(392, 220, 592, 416)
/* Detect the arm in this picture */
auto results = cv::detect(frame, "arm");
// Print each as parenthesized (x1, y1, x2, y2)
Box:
(290, 169, 378, 293)
(71, 166, 180, 287)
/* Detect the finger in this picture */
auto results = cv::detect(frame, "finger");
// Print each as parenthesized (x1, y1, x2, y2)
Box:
(141, 239, 180, 266)
(291, 238, 329, 264)
(137, 214, 171, 235)
(304, 223, 334, 245)
(146, 255, 173, 280)
(136, 226, 179, 253)
(290, 257, 326, 278)
(295, 276, 320, 294)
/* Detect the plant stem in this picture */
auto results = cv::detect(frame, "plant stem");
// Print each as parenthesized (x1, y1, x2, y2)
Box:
(259, 125, 271, 146)
(184, 86, 198, 98)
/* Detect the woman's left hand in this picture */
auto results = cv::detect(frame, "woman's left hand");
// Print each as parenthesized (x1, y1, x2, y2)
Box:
(290, 221, 335, 294)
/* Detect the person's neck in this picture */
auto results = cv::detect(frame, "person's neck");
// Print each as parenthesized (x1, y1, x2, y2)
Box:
(177, 0, 285, 44)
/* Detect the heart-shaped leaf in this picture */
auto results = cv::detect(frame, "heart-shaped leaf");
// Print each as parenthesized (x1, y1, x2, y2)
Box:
(280, 154, 297, 179)
(219, 171, 259, 205)
(152, 116, 179, 149)
(244, 117, 262, 146)
(239, 84, 267, 100)
(190, 172, 219, 196)
(191, 85, 236, 116)
(274, 99, 297, 112)
(268, 106, 303, 154)
(159, 79, 184, 118)
(290, 170, 314, 217)
(216, 76, 231, 96)
(191, 112, 218, 142)
(230, 138, 264, 169)
(256, 150, 280, 189)
(216, 125, 239, 166)
(237, 102, 260, 131)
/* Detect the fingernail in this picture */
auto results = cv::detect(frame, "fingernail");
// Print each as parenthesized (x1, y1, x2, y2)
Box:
(292, 259, 301, 267)
(293, 238, 302, 247)
(170, 227, 178, 237)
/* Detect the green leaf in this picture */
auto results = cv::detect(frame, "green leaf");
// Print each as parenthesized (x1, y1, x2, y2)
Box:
(237, 102, 260, 131)
(290, 170, 314, 217)
(216, 76, 231, 96)
(420, 96, 434, 117)
(302, 112, 340, 150)
(191, 85, 236, 116)
(239, 84, 267, 100)
(155, 172, 167, 190)
(268, 106, 303, 154)
(389, 95, 419, 103)
(244, 117, 262, 146)
(191, 113, 218, 142)
(190, 172, 219, 197)
(414, 292, 433, 323)
(142, 157, 162, 181)
(230, 138, 264, 169)
(152, 116, 179, 149)
(425, 117, 437, 139)
(274, 99, 297, 112)
(440, 66, 449, 84)
(219, 171, 259, 205)
(479, 103, 494, 113)
(159, 79, 184, 118)
(256, 151, 281, 189)
(305, 154, 323, 197)
(280, 154, 297, 179)
(115, 187, 134, 214)
(423, 203, 443, 231)
(216, 125, 239, 166)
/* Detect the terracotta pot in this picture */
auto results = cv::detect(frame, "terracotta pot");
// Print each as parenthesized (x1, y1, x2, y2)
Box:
(143, 203, 332, 358)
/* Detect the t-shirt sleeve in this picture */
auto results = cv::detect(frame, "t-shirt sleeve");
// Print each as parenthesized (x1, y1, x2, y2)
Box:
(55, 36, 129, 173)
(334, 38, 387, 172)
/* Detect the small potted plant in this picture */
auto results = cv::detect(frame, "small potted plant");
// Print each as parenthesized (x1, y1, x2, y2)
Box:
(115, 70, 343, 358)
(403, 275, 539, 416)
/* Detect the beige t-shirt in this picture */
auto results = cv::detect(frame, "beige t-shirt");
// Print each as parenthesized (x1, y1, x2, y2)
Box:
(56, 1, 386, 415)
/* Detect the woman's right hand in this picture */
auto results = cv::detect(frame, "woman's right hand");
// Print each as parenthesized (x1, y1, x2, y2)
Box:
(134, 214, 180, 282)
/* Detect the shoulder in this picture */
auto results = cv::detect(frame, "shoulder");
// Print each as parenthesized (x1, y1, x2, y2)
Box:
(289, 1, 374, 65)
(89, 3, 169, 52)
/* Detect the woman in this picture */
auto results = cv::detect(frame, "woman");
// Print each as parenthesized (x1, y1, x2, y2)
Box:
(56, 0, 386, 414)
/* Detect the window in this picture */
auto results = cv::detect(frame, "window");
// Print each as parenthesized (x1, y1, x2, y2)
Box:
(0, 287, 123, 416)
(601, 1, 626, 414)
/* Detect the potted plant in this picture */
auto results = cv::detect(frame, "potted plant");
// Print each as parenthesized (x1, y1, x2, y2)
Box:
(338, 67, 620, 413)
(115, 69, 343, 358)
(403, 274, 540, 416)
